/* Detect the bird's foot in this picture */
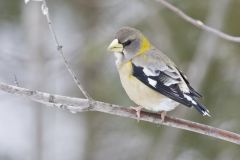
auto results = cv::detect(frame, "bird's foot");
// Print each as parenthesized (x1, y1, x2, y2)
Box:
(130, 106, 143, 122)
(159, 111, 167, 122)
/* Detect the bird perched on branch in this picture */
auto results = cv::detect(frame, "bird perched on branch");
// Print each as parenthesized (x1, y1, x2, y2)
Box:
(107, 27, 210, 121)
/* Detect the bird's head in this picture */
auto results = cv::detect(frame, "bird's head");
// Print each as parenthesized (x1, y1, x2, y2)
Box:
(108, 27, 152, 63)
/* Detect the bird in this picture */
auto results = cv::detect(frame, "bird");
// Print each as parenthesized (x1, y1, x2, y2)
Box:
(107, 27, 210, 121)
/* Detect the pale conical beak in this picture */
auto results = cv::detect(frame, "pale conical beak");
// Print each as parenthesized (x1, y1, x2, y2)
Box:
(107, 39, 123, 53)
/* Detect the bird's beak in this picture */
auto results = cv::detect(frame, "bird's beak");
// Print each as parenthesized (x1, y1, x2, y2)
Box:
(107, 39, 123, 53)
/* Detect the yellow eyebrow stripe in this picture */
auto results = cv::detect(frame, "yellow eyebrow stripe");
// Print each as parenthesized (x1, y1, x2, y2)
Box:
(136, 35, 152, 56)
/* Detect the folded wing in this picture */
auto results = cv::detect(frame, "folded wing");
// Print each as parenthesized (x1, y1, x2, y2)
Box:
(131, 49, 210, 116)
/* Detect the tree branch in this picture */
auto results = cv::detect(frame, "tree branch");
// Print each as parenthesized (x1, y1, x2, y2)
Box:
(0, 82, 239, 145)
(41, 0, 92, 100)
(155, 0, 240, 43)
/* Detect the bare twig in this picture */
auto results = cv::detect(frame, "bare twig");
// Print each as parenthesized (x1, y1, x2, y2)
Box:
(41, 0, 92, 100)
(0, 82, 239, 145)
(13, 74, 20, 86)
(155, 0, 240, 43)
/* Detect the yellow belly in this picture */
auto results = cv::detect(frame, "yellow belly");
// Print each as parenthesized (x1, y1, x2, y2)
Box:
(118, 62, 178, 112)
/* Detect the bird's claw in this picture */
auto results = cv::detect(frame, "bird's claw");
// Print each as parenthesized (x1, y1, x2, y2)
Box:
(160, 111, 167, 122)
(130, 106, 143, 122)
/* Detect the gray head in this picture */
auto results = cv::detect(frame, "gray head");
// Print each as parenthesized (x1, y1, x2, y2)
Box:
(108, 27, 151, 63)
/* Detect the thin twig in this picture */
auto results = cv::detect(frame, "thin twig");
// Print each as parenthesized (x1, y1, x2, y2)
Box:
(41, 0, 92, 100)
(13, 74, 20, 87)
(155, 0, 240, 43)
(0, 82, 239, 145)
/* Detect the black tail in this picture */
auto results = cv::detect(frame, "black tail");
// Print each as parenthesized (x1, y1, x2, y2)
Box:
(193, 101, 210, 117)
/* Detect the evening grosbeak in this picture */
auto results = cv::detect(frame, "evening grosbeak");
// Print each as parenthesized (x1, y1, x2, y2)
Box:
(107, 27, 210, 121)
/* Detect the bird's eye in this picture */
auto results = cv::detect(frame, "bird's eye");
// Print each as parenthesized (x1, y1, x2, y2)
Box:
(122, 40, 132, 47)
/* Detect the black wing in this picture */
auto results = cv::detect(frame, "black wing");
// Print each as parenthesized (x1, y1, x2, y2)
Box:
(132, 63, 192, 107)
(132, 63, 210, 116)
(176, 68, 202, 98)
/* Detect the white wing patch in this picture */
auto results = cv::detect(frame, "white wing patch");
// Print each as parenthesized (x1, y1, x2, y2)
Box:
(143, 68, 158, 76)
(184, 94, 197, 105)
(164, 70, 180, 79)
(147, 78, 157, 87)
(179, 83, 190, 93)
(164, 79, 179, 86)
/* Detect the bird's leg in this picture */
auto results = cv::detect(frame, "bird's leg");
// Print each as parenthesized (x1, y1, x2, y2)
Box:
(159, 111, 167, 122)
(130, 106, 143, 122)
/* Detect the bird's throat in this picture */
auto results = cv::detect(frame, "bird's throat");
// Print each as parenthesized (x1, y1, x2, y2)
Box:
(114, 52, 124, 67)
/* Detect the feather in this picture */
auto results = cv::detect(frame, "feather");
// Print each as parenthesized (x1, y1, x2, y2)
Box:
(131, 61, 209, 116)
(176, 68, 202, 98)
(132, 63, 192, 107)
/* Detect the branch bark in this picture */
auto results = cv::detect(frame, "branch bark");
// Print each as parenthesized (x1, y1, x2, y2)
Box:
(41, 0, 92, 100)
(155, 0, 240, 43)
(0, 82, 239, 145)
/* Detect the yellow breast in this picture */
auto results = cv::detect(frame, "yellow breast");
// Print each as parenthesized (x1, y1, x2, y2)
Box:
(118, 61, 178, 112)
